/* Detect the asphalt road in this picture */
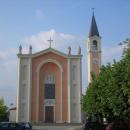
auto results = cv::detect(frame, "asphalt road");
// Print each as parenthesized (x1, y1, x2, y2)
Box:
(33, 125, 82, 130)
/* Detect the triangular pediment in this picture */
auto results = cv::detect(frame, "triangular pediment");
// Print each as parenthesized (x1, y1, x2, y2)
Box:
(32, 47, 68, 58)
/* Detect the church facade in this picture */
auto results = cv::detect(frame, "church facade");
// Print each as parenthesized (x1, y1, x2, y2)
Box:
(16, 47, 82, 123)
(16, 13, 101, 123)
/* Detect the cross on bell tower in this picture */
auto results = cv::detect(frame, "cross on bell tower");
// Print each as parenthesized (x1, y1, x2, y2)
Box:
(92, 8, 95, 15)
(48, 37, 53, 48)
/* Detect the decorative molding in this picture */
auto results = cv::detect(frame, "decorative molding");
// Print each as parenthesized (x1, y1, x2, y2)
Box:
(44, 99, 56, 106)
(16, 58, 21, 122)
(67, 58, 71, 123)
(28, 57, 32, 122)
(33, 48, 68, 58)
(36, 59, 63, 73)
(17, 48, 82, 59)
(36, 59, 63, 122)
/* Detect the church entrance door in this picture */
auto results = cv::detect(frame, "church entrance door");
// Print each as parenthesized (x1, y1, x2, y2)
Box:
(45, 106, 54, 123)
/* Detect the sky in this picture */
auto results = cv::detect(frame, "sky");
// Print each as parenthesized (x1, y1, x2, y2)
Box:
(0, 0, 130, 106)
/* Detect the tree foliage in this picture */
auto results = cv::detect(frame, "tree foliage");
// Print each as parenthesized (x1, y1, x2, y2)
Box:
(0, 98, 8, 121)
(82, 38, 130, 121)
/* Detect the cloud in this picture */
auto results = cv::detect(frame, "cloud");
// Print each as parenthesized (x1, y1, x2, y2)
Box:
(0, 49, 17, 69)
(102, 45, 123, 64)
(35, 9, 45, 20)
(23, 29, 85, 54)
(0, 51, 8, 60)
(0, 52, 9, 68)
(0, 49, 17, 106)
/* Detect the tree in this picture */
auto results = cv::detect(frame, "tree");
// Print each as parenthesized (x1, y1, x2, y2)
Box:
(82, 38, 130, 121)
(0, 98, 8, 121)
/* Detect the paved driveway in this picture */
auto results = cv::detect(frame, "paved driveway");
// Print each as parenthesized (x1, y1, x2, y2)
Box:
(33, 125, 82, 130)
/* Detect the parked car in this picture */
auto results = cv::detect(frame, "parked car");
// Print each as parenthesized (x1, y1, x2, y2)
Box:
(106, 120, 130, 130)
(18, 122, 32, 130)
(0, 122, 25, 130)
(84, 121, 105, 130)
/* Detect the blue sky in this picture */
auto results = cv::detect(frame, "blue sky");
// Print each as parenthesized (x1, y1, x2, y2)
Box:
(0, 0, 130, 106)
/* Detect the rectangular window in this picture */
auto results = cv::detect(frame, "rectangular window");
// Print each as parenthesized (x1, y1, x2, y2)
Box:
(22, 65, 27, 80)
(72, 65, 76, 81)
(22, 84, 26, 99)
(45, 84, 55, 99)
(73, 84, 76, 98)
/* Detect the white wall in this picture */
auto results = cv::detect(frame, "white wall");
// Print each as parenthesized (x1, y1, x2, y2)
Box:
(17, 56, 31, 122)
(9, 109, 16, 122)
(69, 57, 82, 123)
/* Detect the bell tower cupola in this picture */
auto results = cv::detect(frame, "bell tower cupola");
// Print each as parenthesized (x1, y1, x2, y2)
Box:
(87, 10, 101, 83)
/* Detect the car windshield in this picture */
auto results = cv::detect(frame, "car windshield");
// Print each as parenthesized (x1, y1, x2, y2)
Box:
(19, 123, 24, 125)
(0, 123, 8, 128)
(25, 123, 30, 127)
(10, 123, 16, 128)
(19, 122, 30, 127)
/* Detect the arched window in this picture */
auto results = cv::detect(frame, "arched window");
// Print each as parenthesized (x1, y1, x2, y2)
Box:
(92, 40, 98, 50)
(44, 75, 55, 99)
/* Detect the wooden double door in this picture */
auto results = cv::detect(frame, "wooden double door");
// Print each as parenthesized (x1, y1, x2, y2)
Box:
(45, 106, 54, 123)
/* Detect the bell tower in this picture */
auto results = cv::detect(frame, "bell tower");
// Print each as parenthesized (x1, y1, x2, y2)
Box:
(87, 11, 101, 83)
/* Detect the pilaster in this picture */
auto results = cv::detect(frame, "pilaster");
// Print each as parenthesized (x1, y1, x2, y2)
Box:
(67, 57, 71, 123)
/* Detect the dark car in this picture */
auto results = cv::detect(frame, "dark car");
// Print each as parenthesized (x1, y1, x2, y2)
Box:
(0, 122, 24, 130)
(84, 121, 105, 130)
(106, 120, 130, 130)
(18, 122, 32, 130)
